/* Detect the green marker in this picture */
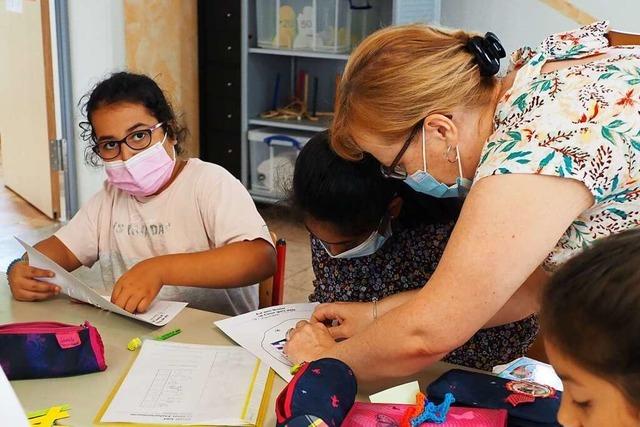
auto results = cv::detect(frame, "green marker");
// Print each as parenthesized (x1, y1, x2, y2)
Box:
(155, 328, 182, 341)
(127, 328, 182, 351)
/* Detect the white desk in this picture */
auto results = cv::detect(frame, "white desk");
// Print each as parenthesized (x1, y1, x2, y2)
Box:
(0, 281, 456, 425)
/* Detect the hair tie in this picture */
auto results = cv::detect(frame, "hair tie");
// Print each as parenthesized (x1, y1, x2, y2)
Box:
(466, 32, 506, 76)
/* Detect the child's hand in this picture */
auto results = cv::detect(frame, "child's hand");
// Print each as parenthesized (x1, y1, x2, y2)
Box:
(111, 259, 164, 313)
(8, 262, 60, 301)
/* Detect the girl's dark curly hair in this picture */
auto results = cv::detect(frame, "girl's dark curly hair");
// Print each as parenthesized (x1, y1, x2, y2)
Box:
(79, 72, 188, 165)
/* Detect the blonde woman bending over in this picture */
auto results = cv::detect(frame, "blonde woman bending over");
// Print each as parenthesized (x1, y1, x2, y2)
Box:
(285, 21, 640, 381)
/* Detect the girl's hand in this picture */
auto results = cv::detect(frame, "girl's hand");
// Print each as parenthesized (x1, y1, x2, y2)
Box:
(8, 262, 60, 301)
(111, 258, 164, 313)
(311, 302, 375, 339)
(284, 320, 337, 365)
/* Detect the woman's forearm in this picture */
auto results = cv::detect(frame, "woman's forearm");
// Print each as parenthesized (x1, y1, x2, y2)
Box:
(154, 239, 276, 288)
(315, 175, 592, 382)
(324, 296, 449, 381)
(377, 289, 420, 315)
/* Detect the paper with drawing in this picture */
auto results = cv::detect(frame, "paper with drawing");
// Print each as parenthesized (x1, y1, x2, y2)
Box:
(17, 238, 187, 326)
(215, 303, 318, 381)
(101, 340, 270, 425)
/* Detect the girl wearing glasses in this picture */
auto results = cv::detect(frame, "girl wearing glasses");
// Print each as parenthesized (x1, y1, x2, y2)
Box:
(7, 72, 275, 315)
(285, 22, 640, 380)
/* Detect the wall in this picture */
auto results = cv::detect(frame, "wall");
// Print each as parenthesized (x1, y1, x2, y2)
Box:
(123, 0, 199, 157)
(441, 0, 640, 56)
(68, 0, 126, 206)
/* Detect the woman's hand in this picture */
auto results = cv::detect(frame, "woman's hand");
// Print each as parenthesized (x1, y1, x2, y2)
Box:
(284, 320, 337, 364)
(111, 258, 164, 313)
(311, 302, 375, 339)
(8, 262, 60, 301)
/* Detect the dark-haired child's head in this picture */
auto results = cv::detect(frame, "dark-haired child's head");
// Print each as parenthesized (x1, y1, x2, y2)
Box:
(291, 131, 402, 257)
(80, 72, 187, 165)
(541, 229, 640, 427)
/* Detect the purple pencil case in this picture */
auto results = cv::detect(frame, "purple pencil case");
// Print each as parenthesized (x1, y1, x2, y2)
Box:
(0, 321, 107, 380)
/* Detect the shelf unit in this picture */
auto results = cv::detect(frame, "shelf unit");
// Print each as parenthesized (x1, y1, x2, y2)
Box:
(248, 115, 332, 133)
(240, 0, 406, 203)
(242, 0, 360, 203)
(199, 1, 439, 203)
(249, 47, 350, 61)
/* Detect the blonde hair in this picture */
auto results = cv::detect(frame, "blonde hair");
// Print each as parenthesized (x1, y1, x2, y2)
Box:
(332, 25, 499, 160)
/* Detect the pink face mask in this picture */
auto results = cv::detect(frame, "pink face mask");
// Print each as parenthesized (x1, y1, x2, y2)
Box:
(104, 132, 176, 197)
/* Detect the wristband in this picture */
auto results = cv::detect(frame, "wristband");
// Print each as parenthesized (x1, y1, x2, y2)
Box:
(6, 254, 27, 280)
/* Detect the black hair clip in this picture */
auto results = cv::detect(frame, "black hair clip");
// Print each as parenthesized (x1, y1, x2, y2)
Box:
(466, 32, 506, 77)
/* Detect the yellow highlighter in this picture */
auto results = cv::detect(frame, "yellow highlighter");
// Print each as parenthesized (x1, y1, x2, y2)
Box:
(127, 328, 182, 351)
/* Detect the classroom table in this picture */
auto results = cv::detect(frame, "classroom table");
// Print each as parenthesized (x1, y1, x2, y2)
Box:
(0, 280, 459, 426)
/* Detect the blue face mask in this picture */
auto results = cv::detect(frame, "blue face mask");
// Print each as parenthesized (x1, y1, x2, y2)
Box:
(321, 218, 393, 259)
(404, 128, 472, 198)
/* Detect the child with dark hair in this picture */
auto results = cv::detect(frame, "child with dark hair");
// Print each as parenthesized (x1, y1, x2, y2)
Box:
(291, 131, 539, 370)
(540, 229, 640, 427)
(7, 72, 275, 315)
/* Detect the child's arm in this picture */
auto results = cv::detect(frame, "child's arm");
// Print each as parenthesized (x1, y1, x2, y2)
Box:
(111, 238, 276, 313)
(8, 236, 83, 301)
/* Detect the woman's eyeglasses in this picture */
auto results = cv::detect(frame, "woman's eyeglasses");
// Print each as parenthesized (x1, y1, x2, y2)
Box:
(92, 122, 164, 160)
(379, 119, 425, 180)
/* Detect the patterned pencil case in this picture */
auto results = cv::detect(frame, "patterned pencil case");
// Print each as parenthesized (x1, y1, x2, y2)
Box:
(276, 358, 357, 427)
(0, 321, 107, 380)
(427, 369, 562, 427)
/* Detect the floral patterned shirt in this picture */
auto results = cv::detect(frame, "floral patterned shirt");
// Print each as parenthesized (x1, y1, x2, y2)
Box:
(474, 21, 640, 271)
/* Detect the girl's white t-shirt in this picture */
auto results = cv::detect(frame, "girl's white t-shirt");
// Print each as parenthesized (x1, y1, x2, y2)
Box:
(54, 158, 273, 315)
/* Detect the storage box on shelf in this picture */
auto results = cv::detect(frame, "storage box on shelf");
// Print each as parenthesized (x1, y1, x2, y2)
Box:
(256, 0, 351, 53)
(248, 127, 314, 200)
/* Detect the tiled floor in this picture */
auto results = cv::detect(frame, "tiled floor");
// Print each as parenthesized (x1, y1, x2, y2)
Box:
(0, 167, 316, 304)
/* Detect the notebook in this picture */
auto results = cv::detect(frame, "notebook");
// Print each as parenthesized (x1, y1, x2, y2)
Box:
(343, 402, 508, 427)
(96, 341, 274, 426)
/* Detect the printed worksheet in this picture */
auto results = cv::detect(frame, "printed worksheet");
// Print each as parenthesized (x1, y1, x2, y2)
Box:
(101, 341, 271, 425)
(215, 303, 318, 381)
(18, 238, 187, 326)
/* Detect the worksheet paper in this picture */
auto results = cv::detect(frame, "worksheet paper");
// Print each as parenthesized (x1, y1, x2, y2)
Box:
(101, 341, 270, 425)
(17, 238, 187, 326)
(0, 367, 29, 427)
(215, 303, 318, 381)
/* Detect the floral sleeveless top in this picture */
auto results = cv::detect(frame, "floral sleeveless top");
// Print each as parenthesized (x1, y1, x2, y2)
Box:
(474, 21, 640, 271)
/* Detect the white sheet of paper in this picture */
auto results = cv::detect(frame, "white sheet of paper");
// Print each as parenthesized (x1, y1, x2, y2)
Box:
(369, 381, 420, 404)
(101, 340, 270, 425)
(215, 303, 318, 381)
(17, 238, 187, 326)
(0, 367, 29, 427)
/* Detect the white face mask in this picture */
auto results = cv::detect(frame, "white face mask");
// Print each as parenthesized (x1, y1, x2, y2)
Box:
(321, 218, 393, 259)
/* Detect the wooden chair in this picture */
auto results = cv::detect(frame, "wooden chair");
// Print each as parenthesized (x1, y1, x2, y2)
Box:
(607, 29, 640, 46)
(258, 232, 287, 308)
